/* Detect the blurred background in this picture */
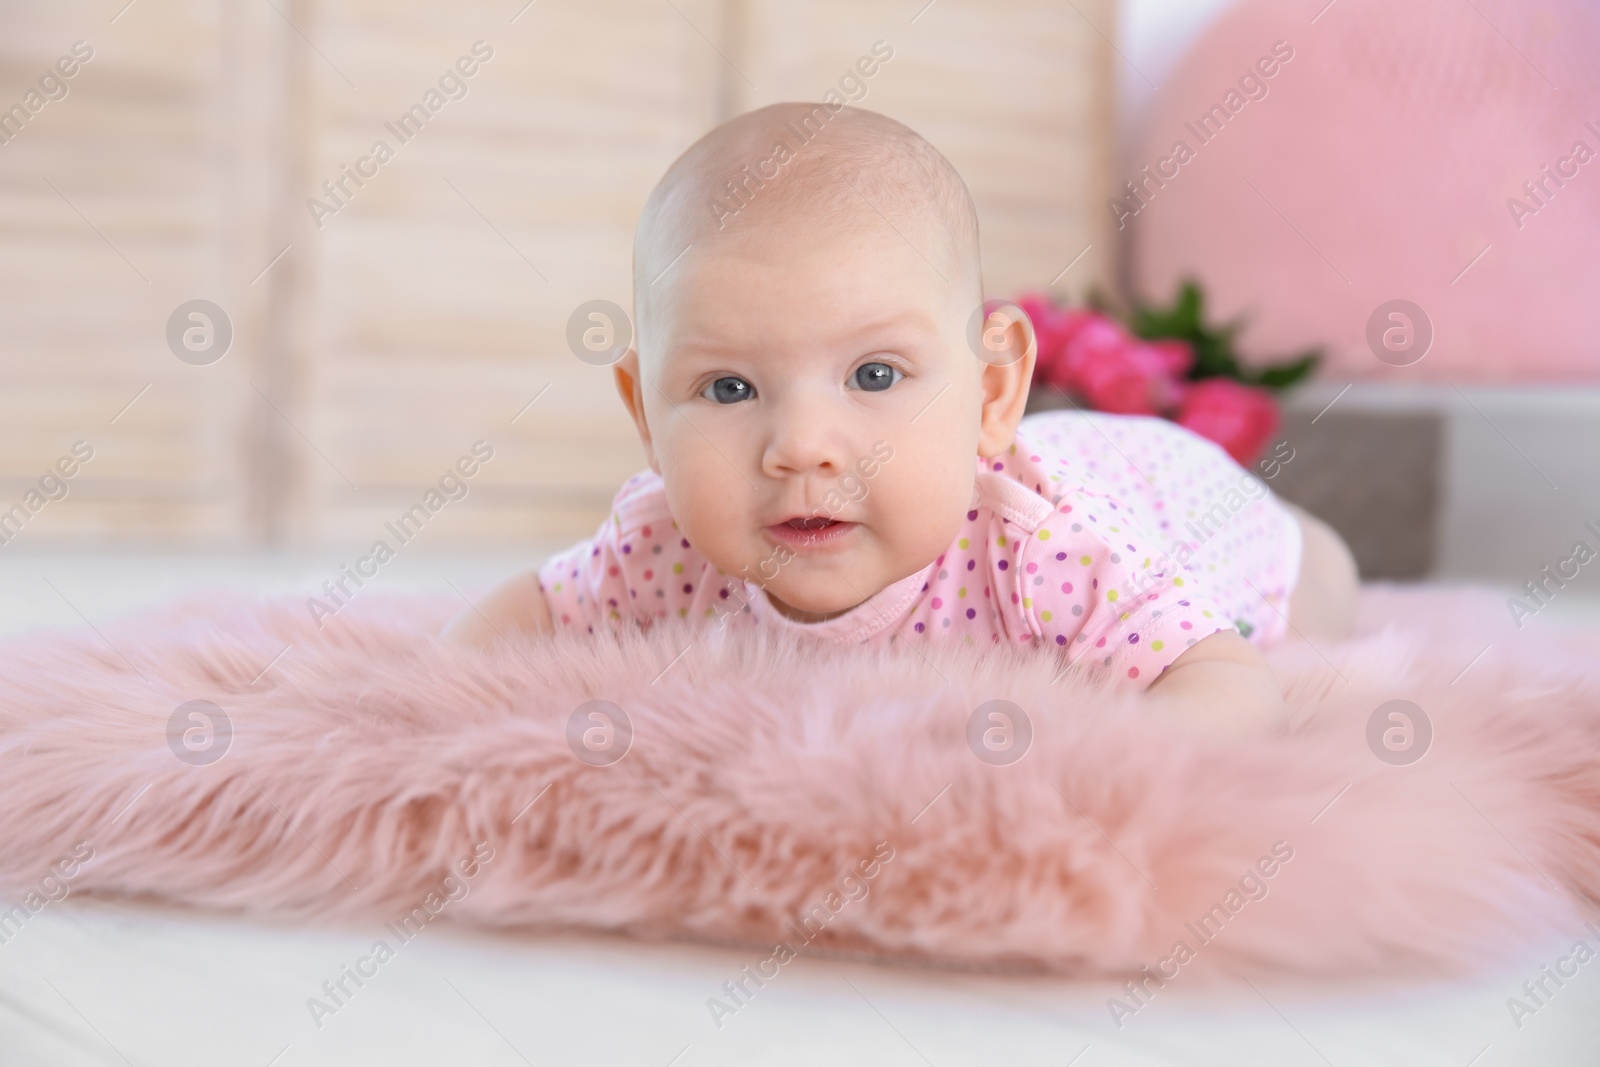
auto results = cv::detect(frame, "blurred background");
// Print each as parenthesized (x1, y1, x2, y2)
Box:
(2, 0, 1598, 620)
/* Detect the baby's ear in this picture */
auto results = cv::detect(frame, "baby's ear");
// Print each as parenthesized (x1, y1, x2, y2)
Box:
(612, 350, 661, 474)
(974, 302, 1036, 459)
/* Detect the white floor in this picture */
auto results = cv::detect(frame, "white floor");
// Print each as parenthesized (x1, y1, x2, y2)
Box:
(2, 552, 1599, 1065)
(5, 897, 1598, 1067)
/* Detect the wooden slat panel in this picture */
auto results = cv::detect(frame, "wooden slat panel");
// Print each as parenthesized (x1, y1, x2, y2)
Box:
(0, 0, 1114, 550)
(297, 0, 723, 547)
(0, 0, 286, 546)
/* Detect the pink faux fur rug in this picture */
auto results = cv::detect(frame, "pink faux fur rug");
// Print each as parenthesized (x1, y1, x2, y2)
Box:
(1, 584, 1598, 978)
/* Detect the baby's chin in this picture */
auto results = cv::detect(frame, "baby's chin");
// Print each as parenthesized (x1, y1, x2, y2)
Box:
(767, 580, 863, 611)
(759, 555, 918, 618)
(707, 528, 929, 614)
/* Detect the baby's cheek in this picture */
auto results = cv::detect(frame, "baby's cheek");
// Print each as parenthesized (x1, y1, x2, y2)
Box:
(871, 485, 965, 576)
(660, 456, 747, 543)
(679, 511, 748, 575)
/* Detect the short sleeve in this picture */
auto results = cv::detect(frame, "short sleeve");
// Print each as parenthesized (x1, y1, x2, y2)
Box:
(537, 469, 710, 633)
(1015, 486, 1234, 688)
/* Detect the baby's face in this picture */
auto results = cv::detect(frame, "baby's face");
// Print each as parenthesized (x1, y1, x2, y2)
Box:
(623, 216, 990, 622)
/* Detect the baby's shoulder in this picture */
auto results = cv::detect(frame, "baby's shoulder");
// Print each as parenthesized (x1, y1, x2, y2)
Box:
(541, 469, 721, 630)
(606, 468, 676, 534)
(597, 469, 712, 575)
(543, 468, 691, 584)
(585, 467, 678, 550)
(970, 467, 1055, 536)
(970, 445, 1149, 572)
(971, 427, 1103, 537)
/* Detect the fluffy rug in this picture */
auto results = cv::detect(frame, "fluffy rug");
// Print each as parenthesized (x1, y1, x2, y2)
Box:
(1, 584, 1597, 978)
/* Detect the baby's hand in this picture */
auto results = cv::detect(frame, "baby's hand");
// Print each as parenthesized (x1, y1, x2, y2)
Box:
(441, 569, 553, 649)
(1139, 629, 1285, 737)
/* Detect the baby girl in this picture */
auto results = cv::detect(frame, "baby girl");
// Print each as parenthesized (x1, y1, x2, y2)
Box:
(444, 103, 1358, 735)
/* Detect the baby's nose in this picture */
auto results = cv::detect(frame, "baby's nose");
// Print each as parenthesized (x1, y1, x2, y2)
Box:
(761, 393, 852, 476)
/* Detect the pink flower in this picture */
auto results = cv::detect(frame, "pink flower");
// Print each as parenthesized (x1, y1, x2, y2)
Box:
(1022, 297, 1193, 416)
(1016, 294, 1081, 371)
(1018, 291, 1286, 464)
(1174, 378, 1279, 465)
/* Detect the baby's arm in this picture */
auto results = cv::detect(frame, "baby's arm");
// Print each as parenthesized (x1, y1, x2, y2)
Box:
(441, 569, 553, 649)
(1140, 628, 1285, 737)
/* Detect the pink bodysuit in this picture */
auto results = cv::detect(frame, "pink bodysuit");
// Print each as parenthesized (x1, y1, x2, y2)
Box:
(538, 410, 1303, 688)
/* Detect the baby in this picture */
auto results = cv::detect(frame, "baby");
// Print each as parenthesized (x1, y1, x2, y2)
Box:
(444, 103, 1359, 735)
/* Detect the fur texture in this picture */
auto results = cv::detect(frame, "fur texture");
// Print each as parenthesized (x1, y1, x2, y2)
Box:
(0, 585, 1597, 977)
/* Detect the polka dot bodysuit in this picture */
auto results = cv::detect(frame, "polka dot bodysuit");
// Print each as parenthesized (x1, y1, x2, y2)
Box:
(538, 410, 1304, 689)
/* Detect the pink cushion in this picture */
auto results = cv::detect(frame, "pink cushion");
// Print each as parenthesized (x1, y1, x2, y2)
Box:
(1129, 0, 1600, 381)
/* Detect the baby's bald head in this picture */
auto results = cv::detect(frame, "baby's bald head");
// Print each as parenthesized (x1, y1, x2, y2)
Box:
(632, 103, 982, 347)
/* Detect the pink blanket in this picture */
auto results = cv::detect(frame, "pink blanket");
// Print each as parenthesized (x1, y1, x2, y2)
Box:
(1, 584, 1596, 977)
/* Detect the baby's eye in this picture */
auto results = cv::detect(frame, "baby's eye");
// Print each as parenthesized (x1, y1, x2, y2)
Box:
(853, 361, 903, 393)
(701, 376, 754, 404)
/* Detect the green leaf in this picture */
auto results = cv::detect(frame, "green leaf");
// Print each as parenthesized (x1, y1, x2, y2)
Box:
(1125, 278, 1320, 392)
(1250, 349, 1322, 390)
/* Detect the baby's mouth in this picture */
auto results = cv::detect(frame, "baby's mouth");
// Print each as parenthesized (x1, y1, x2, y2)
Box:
(765, 516, 858, 548)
